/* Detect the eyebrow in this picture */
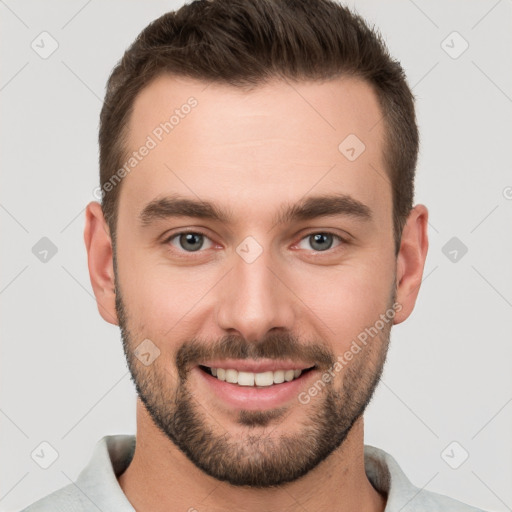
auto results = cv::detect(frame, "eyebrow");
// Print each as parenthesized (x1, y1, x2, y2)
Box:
(138, 193, 373, 228)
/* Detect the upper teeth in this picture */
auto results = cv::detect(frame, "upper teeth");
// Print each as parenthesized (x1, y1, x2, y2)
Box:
(210, 368, 303, 387)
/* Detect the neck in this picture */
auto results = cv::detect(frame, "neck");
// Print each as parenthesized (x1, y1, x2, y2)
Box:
(117, 401, 386, 512)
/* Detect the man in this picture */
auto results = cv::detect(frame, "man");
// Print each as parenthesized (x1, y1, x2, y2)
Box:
(22, 0, 486, 511)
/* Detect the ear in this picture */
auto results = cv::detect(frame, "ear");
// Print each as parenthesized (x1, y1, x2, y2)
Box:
(393, 204, 429, 325)
(83, 201, 119, 326)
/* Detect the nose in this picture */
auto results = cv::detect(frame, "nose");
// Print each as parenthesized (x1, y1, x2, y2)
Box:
(215, 241, 297, 342)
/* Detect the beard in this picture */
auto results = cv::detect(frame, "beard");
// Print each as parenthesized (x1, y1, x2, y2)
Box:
(113, 259, 395, 488)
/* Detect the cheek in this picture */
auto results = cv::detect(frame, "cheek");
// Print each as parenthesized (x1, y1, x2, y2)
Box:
(119, 258, 215, 338)
(292, 262, 394, 346)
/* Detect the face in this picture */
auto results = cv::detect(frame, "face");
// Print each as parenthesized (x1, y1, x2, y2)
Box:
(110, 75, 401, 487)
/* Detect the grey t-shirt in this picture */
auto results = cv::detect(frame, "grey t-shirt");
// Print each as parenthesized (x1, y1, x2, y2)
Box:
(20, 434, 486, 511)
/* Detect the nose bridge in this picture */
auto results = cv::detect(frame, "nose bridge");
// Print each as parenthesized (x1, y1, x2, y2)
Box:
(215, 237, 295, 341)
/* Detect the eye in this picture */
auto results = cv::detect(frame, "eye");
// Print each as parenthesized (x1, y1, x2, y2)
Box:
(163, 230, 348, 256)
(296, 232, 345, 252)
(165, 231, 214, 253)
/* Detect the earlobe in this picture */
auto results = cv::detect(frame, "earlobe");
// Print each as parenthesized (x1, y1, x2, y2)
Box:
(83, 201, 119, 326)
(393, 204, 429, 325)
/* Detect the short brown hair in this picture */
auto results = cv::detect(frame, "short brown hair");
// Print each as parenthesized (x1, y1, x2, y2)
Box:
(99, 0, 418, 255)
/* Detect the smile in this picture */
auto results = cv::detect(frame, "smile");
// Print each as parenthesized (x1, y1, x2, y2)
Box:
(199, 365, 315, 387)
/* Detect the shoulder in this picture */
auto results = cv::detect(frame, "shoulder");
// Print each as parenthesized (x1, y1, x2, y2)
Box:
(363, 445, 488, 512)
(406, 487, 487, 511)
(19, 483, 91, 512)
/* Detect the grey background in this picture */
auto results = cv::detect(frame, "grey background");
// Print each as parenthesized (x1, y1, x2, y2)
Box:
(1, 1, 511, 511)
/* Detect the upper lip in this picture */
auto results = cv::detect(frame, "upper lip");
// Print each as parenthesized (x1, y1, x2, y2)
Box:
(198, 359, 316, 373)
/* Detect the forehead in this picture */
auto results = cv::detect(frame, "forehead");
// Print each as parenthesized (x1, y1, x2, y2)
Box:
(119, 74, 390, 226)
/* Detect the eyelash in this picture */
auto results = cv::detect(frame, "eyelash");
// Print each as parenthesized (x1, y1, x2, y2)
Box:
(163, 230, 349, 257)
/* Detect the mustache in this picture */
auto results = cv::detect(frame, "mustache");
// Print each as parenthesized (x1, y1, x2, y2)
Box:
(175, 331, 335, 379)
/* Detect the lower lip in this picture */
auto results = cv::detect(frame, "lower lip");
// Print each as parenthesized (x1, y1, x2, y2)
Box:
(193, 366, 317, 410)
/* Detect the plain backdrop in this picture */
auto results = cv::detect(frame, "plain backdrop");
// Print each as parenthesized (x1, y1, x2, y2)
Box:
(1, 1, 511, 511)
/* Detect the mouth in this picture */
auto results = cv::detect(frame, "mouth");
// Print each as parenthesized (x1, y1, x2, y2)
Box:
(194, 363, 319, 411)
(198, 364, 316, 388)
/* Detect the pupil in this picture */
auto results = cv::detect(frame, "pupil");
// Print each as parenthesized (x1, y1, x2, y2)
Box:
(311, 233, 332, 251)
(181, 233, 203, 252)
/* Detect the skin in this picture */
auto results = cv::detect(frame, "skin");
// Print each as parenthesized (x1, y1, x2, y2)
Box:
(84, 75, 428, 512)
